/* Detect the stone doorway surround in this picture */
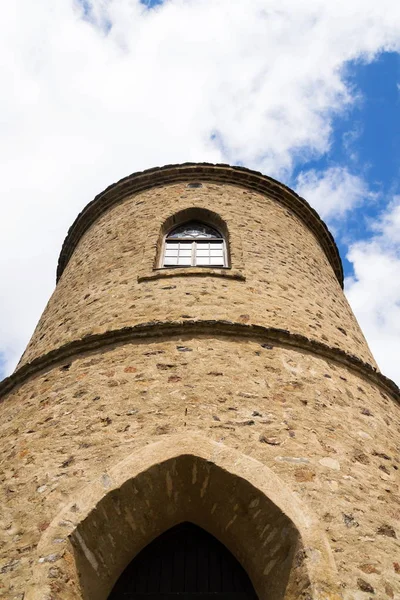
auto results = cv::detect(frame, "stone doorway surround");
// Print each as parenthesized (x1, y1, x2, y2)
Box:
(26, 434, 342, 600)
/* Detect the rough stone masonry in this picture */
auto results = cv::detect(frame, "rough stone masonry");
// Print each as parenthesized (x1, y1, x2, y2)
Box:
(0, 163, 399, 600)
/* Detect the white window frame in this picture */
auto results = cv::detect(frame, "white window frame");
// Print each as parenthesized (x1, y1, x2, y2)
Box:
(161, 224, 227, 268)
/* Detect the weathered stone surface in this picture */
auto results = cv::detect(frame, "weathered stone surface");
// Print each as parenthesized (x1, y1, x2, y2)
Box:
(259, 435, 281, 445)
(377, 524, 397, 538)
(385, 582, 395, 598)
(357, 578, 375, 593)
(16, 179, 377, 368)
(0, 164, 399, 600)
(294, 469, 316, 482)
(319, 457, 341, 471)
(359, 564, 381, 574)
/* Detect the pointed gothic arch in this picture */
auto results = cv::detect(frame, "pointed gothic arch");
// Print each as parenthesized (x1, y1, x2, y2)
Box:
(108, 521, 258, 599)
(27, 435, 342, 600)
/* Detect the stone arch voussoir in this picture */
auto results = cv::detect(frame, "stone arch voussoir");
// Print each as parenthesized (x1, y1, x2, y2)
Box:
(27, 434, 342, 600)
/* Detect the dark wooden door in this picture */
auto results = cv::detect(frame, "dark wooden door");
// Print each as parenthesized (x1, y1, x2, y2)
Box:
(108, 522, 258, 599)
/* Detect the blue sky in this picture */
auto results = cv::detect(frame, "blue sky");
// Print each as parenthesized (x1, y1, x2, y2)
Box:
(293, 52, 400, 276)
(140, 0, 164, 7)
(0, 0, 400, 384)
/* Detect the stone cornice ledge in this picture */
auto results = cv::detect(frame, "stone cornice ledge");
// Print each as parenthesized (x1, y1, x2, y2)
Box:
(138, 267, 246, 282)
(1, 321, 398, 402)
(56, 163, 344, 287)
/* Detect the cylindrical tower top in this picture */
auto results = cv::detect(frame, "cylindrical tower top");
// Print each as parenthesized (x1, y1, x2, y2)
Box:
(56, 163, 343, 285)
(2, 162, 399, 400)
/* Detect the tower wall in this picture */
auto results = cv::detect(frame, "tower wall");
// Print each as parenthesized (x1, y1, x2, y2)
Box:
(19, 179, 375, 367)
(1, 164, 399, 600)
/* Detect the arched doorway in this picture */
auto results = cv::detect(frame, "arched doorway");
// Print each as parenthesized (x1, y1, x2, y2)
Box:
(108, 522, 258, 599)
(29, 435, 342, 600)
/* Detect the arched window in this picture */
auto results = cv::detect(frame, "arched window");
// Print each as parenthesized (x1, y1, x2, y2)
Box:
(108, 522, 257, 599)
(163, 221, 227, 267)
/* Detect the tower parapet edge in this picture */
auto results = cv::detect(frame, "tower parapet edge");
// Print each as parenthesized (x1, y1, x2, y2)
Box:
(1, 163, 399, 600)
(11, 163, 379, 371)
(56, 162, 344, 285)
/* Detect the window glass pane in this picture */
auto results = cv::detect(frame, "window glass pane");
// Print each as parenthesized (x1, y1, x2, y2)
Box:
(168, 222, 222, 239)
(164, 257, 178, 265)
(178, 256, 192, 265)
(210, 257, 224, 265)
(165, 226, 225, 267)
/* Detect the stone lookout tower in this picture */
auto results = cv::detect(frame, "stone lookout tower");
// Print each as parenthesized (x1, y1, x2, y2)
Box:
(1, 163, 399, 600)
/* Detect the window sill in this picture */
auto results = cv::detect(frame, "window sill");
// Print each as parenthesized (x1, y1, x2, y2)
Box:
(138, 267, 246, 283)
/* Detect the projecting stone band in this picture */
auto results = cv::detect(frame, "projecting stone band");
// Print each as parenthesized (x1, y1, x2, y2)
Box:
(0, 320, 398, 401)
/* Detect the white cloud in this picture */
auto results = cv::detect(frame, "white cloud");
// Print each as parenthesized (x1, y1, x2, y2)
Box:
(295, 167, 374, 222)
(345, 198, 400, 384)
(295, 168, 400, 385)
(1, 0, 400, 378)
